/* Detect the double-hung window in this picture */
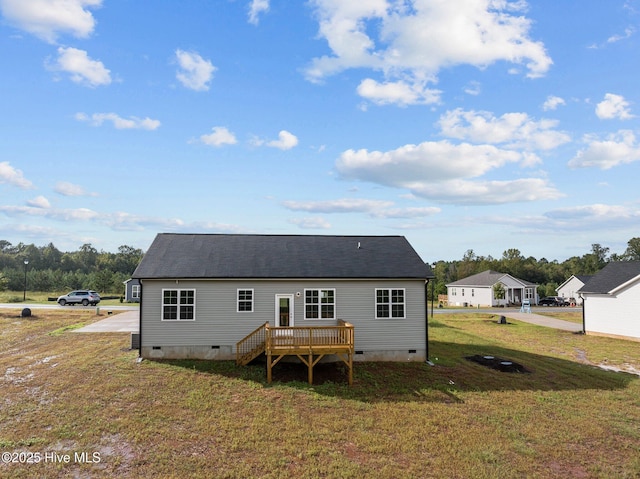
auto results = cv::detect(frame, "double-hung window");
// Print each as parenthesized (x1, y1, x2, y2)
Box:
(376, 288, 405, 319)
(132, 284, 140, 299)
(305, 289, 335, 319)
(237, 289, 254, 312)
(162, 289, 195, 321)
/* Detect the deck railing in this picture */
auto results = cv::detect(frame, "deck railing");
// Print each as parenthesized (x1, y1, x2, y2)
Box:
(265, 320, 354, 351)
(236, 322, 268, 365)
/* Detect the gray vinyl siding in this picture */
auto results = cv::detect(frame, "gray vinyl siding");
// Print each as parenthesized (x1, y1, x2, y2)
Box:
(141, 279, 426, 352)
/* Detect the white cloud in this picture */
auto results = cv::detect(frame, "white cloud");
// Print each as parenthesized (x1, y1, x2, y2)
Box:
(596, 93, 634, 120)
(175, 49, 216, 91)
(408, 177, 562, 205)
(200, 126, 238, 147)
(305, 0, 551, 105)
(370, 206, 441, 219)
(282, 198, 394, 214)
(607, 26, 634, 44)
(50, 46, 111, 87)
(569, 130, 640, 169)
(54, 181, 97, 197)
(248, 0, 269, 25)
(267, 130, 298, 150)
(438, 108, 571, 151)
(357, 78, 441, 106)
(0, 204, 99, 221)
(75, 112, 160, 130)
(538, 204, 640, 232)
(0, 0, 101, 43)
(335, 141, 562, 205)
(26, 196, 51, 208)
(282, 198, 441, 218)
(0, 161, 34, 189)
(486, 203, 640, 235)
(542, 95, 565, 111)
(463, 81, 481, 96)
(288, 217, 332, 229)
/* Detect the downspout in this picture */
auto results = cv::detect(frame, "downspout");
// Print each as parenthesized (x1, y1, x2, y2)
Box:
(581, 294, 586, 334)
(138, 280, 143, 357)
(425, 279, 431, 364)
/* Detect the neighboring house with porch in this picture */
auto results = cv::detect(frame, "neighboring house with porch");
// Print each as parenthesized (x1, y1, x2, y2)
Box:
(446, 270, 538, 307)
(578, 261, 640, 342)
(123, 278, 141, 302)
(133, 233, 433, 365)
(556, 275, 592, 305)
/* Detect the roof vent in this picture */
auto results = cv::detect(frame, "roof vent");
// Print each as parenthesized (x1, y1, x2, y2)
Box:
(357, 242, 361, 249)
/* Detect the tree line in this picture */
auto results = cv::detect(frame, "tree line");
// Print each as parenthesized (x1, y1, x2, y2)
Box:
(1, 237, 639, 298)
(430, 238, 640, 299)
(0, 241, 144, 295)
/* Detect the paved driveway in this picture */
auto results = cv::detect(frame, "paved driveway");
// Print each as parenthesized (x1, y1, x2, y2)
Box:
(74, 310, 139, 333)
(501, 311, 582, 332)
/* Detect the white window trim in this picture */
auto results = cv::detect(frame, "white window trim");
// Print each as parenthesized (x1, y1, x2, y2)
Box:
(161, 288, 196, 321)
(304, 288, 336, 320)
(132, 284, 140, 299)
(375, 288, 406, 319)
(237, 288, 254, 313)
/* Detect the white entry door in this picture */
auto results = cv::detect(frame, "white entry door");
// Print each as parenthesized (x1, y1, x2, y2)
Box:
(275, 294, 294, 327)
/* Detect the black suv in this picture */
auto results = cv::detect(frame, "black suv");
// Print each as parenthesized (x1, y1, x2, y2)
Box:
(538, 296, 563, 306)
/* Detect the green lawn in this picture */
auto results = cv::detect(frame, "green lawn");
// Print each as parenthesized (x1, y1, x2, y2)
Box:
(0, 310, 638, 478)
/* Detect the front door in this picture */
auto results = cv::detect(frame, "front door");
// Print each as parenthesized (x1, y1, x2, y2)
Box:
(275, 294, 294, 327)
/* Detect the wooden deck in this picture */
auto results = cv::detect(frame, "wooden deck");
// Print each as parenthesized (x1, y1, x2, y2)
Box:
(236, 320, 354, 385)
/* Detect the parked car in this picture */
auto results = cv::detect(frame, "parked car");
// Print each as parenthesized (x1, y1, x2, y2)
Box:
(538, 296, 563, 306)
(57, 290, 101, 306)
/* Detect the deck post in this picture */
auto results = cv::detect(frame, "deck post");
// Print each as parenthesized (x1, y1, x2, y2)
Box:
(348, 351, 353, 385)
(266, 325, 272, 383)
(308, 352, 313, 385)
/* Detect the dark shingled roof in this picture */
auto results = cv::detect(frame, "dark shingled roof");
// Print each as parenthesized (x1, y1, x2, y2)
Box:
(133, 234, 432, 280)
(578, 261, 640, 294)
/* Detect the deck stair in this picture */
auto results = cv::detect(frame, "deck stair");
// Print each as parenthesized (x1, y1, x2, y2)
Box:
(236, 320, 354, 385)
(236, 322, 267, 366)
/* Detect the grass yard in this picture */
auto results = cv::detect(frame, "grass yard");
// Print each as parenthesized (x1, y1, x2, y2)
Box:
(0, 310, 639, 478)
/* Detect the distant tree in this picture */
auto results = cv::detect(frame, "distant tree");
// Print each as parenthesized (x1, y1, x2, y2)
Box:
(624, 237, 640, 261)
(77, 243, 98, 271)
(91, 269, 116, 294)
(501, 248, 525, 278)
(457, 249, 479, 279)
(582, 243, 609, 274)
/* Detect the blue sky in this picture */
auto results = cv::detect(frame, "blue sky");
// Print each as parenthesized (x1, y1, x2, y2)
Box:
(1, 0, 639, 262)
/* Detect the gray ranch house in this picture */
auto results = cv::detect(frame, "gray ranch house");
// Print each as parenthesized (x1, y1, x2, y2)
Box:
(578, 261, 640, 342)
(446, 270, 538, 307)
(133, 233, 433, 364)
(123, 278, 141, 302)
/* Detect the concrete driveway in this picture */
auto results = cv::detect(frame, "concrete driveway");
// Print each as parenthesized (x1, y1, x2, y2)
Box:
(74, 309, 139, 333)
(503, 311, 583, 332)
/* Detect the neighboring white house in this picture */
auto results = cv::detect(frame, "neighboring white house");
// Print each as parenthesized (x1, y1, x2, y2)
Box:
(446, 270, 538, 307)
(578, 261, 640, 342)
(133, 233, 434, 361)
(556, 275, 592, 305)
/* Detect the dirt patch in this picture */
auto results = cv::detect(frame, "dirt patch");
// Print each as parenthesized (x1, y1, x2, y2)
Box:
(465, 354, 530, 373)
(267, 361, 350, 385)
